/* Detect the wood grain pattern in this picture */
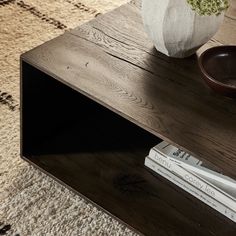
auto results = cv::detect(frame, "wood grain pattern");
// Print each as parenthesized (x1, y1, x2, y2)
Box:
(21, 1, 236, 235)
(22, 0, 236, 179)
(21, 62, 236, 236)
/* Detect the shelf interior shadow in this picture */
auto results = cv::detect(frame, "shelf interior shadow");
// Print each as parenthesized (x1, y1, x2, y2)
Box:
(22, 61, 161, 157)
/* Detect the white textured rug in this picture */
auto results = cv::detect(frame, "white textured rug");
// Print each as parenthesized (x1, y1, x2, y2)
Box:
(0, 0, 138, 235)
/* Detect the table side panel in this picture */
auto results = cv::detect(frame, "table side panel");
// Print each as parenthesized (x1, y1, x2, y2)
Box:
(21, 61, 236, 236)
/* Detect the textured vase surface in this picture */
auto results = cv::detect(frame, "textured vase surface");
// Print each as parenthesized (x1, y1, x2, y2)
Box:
(142, 0, 224, 58)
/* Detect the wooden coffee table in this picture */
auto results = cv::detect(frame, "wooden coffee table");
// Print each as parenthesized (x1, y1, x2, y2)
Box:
(20, 1, 236, 235)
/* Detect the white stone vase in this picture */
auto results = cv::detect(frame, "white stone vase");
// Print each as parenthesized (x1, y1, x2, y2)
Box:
(142, 0, 225, 58)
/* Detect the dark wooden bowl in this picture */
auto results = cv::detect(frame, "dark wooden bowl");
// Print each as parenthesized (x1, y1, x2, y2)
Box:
(198, 46, 236, 97)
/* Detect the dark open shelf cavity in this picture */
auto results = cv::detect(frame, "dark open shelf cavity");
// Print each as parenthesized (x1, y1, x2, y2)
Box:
(21, 61, 236, 236)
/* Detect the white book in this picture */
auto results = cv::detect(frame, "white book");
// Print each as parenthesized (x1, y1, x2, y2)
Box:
(195, 172, 236, 201)
(145, 157, 236, 223)
(148, 150, 236, 212)
(153, 141, 236, 188)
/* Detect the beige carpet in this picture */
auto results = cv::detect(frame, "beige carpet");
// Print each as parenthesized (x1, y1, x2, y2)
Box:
(0, 0, 139, 235)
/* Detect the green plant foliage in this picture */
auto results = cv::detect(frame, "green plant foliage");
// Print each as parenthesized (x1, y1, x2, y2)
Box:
(186, 0, 229, 15)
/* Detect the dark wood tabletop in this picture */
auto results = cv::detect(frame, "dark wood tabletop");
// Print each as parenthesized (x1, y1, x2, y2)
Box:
(22, 0, 236, 180)
(21, 0, 236, 235)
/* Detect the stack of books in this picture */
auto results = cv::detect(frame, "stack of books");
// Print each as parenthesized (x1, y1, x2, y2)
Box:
(145, 141, 236, 223)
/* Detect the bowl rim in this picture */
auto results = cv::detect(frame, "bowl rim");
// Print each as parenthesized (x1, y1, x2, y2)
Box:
(198, 45, 236, 90)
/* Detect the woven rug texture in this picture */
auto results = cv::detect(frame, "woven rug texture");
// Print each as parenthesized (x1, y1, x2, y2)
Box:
(0, 0, 139, 235)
